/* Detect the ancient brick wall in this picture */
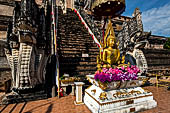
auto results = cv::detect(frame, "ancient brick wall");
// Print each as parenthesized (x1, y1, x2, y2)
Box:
(0, 1, 13, 91)
(0, 1, 14, 40)
(142, 49, 170, 75)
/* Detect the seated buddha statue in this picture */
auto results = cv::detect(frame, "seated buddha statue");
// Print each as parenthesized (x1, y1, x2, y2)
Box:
(102, 35, 120, 68)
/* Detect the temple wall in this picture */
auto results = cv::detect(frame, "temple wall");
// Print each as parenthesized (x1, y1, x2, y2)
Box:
(0, 4, 13, 40)
(0, 1, 13, 90)
(142, 49, 170, 75)
(145, 44, 164, 49)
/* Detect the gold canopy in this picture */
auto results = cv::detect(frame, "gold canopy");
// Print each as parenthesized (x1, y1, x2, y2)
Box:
(91, 0, 125, 17)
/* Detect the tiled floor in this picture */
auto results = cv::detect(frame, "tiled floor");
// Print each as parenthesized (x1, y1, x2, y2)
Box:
(0, 86, 170, 113)
(140, 86, 170, 113)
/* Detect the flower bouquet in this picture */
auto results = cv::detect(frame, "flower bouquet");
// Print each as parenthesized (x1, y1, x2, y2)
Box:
(94, 65, 140, 90)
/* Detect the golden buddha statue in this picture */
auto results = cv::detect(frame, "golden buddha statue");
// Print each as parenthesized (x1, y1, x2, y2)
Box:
(96, 18, 121, 70)
(97, 18, 120, 69)
(103, 35, 120, 68)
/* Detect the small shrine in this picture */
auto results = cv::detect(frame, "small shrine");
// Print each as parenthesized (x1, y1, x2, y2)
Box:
(83, 0, 157, 112)
(84, 21, 157, 112)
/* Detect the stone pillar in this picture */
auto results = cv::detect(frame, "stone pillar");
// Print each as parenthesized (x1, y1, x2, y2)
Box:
(74, 82, 84, 105)
(71, 84, 75, 95)
(71, 0, 74, 9)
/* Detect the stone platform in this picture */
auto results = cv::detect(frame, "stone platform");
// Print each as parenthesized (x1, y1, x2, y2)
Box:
(84, 85, 157, 113)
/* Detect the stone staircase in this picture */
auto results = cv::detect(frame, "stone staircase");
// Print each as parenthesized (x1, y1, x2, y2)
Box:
(57, 8, 99, 77)
(79, 10, 102, 39)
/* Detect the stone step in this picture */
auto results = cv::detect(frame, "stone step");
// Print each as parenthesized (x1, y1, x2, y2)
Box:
(76, 66, 97, 70)
(145, 56, 170, 59)
(59, 44, 99, 48)
(0, 0, 14, 7)
(59, 43, 98, 48)
(1, 90, 48, 104)
(60, 48, 99, 52)
(60, 58, 96, 62)
(59, 47, 98, 51)
(60, 42, 87, 46)
(60, 50, 98, 54)
(59, 55, 97, 59)
(59, 30, 97, 36)
(60, 41, 96, 45)
(61, 39, 94, 43)
(63, 71, 96, 76)
(0, 25, 8, 31)
(0, 15, 12, 23)
(59, 63, 97, 68)
(60, 40, 97, 45)
(60, 69, 96, 75)
(60, 55, 98, 59)
(59, 46, 99, 50)
(60, 61, 97, 65)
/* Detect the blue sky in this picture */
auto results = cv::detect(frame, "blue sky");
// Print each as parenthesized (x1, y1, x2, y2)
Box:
(122, 0, 170, 37)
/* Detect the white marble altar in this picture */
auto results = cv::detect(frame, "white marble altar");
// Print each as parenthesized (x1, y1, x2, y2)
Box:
(84, 75, 157, 113)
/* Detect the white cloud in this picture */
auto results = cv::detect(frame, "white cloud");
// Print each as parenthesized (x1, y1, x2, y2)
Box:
(142, 3, 170, 37)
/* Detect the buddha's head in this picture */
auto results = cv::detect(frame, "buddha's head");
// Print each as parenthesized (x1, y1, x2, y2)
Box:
(107, 35, 116, 48)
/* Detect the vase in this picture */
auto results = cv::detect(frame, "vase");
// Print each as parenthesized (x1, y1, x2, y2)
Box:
(97, 80, 140, 91)
(86, 75, 143, 91)
(98, 81, 121, 91)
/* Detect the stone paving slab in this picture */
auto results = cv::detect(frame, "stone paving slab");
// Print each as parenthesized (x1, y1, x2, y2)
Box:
(0, 86, 170, 113)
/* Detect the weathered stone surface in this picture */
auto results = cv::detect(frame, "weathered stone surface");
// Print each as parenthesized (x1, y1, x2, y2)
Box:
(0, 0, 14, 6)
(0, 1, 14, 93)
(0, 40, 11, 92)
(0, 57, 10, 68)
(0, 31, 7, 40)
(142, 49, 170, 75)
(0, 1, 14, 41)
(0, 4, 14, 16)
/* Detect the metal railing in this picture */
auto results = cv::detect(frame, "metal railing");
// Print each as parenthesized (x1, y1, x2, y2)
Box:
(73, 8, 101, 48)
(73, 1, 102, 48)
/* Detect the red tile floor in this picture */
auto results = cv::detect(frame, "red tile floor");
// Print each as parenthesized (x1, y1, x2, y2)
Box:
(0, 86, 170, 113)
